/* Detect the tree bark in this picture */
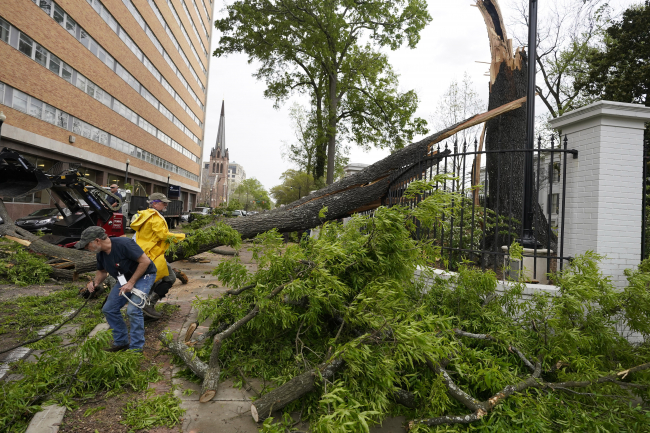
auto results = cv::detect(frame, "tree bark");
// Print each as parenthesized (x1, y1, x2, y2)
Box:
(251, 357, 344, 422)
(158, 336, 208, 379)
(393, 388, 418, 408)
(326, 74, 339, 185)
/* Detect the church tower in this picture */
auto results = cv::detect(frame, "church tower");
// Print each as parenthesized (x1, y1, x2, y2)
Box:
(201, 101, 229, 207)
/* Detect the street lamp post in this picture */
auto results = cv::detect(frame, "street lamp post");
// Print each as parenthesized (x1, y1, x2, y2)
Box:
(521, 0, 539, 248)
(0, 112, 6, 143)
(124, 158, 130, 187)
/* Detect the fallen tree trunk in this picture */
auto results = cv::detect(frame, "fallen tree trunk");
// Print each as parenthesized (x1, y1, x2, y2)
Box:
(0, 200, 96, 278)
(166, 97, 528, 263)
(251, 357, 345, 423)
(0, 98, 528, 274)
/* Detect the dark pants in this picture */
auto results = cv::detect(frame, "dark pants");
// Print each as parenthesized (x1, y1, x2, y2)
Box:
(152, 264, 175, 298)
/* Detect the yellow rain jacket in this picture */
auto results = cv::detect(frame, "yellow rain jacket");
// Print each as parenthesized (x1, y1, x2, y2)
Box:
(130, 209, 185, 282)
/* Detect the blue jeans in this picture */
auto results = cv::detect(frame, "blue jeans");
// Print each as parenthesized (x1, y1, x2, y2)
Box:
(102, 273, 155, 350)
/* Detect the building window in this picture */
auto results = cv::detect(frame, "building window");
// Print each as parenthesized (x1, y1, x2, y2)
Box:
(34, 45, 48, 67)
(48, 54, 61, 74)
(43, 103, 56, 124)
(18, 33, 33, 57)
(56, 110, 68, 128)
(39, 0, 52, 16)
(53, 4, 65, 26)
(13, 89, 28, 112)
(548, 162, 561, 183)
(30, 99, 43, 119)
(0, 18, 9, 43)
(549, 193, 560, 215)
(65, 14, 76, 36)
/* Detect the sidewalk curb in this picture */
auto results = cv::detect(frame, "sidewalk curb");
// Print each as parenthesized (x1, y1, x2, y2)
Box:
(25, 405, 67, 433)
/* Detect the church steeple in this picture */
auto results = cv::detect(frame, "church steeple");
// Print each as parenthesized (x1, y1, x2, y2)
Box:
(215, 100, 226, 154)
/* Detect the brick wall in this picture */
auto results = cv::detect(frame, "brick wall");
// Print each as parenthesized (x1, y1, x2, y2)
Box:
(0, 0, 202, 186)
(549, 101, 650, 289)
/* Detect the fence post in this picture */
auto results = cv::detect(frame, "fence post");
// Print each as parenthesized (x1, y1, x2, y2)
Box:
(549, 101, 650, 289)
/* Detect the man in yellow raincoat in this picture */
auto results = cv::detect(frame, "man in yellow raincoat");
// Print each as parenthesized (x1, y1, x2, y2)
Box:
(130, 193, 185, 318)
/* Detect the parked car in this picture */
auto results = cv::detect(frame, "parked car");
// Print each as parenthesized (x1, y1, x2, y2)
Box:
(180, 212, 190, 223)
(231, 210, 244, 217)
(15, 208, 71, 233)
(188, 207, 212, 223)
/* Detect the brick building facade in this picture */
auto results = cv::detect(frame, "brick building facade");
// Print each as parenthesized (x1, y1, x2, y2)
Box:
(0, 0, 213, 219)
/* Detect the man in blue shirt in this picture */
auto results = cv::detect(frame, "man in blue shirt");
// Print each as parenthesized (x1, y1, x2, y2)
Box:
(77, 226, 156, 352)
(106, 184, 123, 207)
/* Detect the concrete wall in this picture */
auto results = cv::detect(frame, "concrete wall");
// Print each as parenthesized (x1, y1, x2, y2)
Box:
(549, 101, 650, 289)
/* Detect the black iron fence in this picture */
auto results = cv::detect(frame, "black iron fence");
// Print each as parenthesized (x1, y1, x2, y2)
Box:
(642, 140, 650, 260)
(383, 134, 577, 282)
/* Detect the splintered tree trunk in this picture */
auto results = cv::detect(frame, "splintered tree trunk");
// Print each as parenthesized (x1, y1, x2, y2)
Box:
(477, 0, 556, 253)
(478, 0, 527, 251)
(251, 358, 344, 423)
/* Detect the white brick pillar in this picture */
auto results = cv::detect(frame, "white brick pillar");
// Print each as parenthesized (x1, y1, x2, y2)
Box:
(549, 101, 650, 289)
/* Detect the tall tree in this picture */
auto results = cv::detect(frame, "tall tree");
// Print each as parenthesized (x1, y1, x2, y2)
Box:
(232, 178, 271, 211)
(214, 0, 430, 184)
(578, 1, 650, 109)
(270, 169, 318, 206)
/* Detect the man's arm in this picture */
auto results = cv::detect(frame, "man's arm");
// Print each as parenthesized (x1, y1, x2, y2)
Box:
(87, 269, 108, 293)
(119, 253, 152, 295)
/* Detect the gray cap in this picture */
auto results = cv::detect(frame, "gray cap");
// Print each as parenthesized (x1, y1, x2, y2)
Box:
(148, 192, 171, 203)
(75, 226, 106, 249)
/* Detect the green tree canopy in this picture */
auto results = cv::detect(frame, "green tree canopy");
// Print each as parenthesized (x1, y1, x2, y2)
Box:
(231, 178, 271, 211)
(214, 0, 430, 184)
(270, 169, 318, 206)
(579, 1, 650, 107)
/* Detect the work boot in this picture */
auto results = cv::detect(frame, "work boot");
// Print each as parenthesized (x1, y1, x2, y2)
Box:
(174, 269, 189, 284)
(143, 293, 162, 319)
(103, 343, 129, 352)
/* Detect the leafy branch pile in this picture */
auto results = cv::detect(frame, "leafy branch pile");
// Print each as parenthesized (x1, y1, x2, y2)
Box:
(0, 330, 161, 432)
(164, 181, 650, 432)
(0, 238, 51, 286)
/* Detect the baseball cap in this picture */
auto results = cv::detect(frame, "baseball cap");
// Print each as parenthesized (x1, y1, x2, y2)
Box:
(75, 226, 106, 249)
(148, 193, 171, 203)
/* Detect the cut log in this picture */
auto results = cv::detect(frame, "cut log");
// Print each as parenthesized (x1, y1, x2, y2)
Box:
(170, 340, 207, 378)
(251, 358, 344, 423)
(5, 235, 31, 247)
(186, 322, 228, 346)
(184, 322, 199, 342)
(199, 367, 221, 403)
(158, 332, 208, 378)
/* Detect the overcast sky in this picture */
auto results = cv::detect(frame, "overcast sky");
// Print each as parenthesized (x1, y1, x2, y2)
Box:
(201, 0, 637, 194)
